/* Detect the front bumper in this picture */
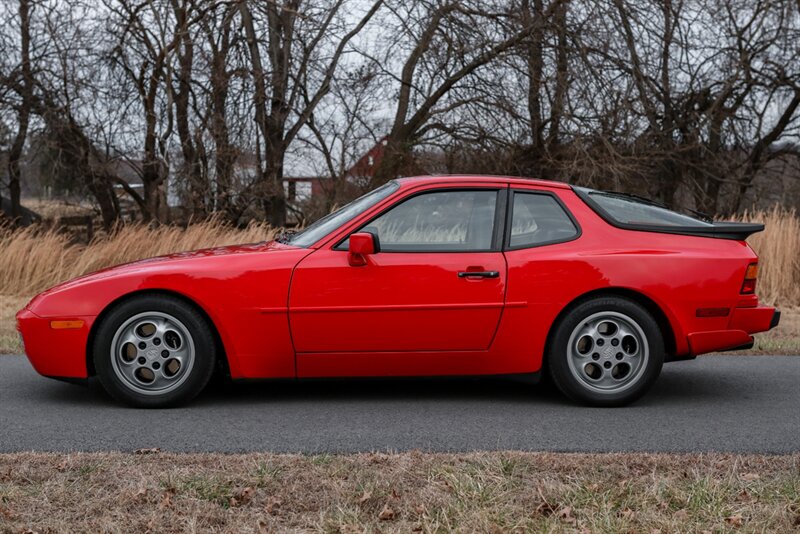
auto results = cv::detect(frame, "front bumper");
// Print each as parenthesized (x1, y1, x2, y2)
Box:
(687, 306, 779, 356)
(16, 307, 94, 378)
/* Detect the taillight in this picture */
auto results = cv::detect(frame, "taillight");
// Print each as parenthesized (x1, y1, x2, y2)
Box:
(741, 263, 758, 294)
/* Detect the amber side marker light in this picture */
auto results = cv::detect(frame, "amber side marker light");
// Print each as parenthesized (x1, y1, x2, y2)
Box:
(50, 320, 85, 330)
(741, 263, 758, 294)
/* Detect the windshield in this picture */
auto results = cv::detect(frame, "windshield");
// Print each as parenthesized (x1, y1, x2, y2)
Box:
(287, 181, 400, 247)
(580, 188, 713, 227)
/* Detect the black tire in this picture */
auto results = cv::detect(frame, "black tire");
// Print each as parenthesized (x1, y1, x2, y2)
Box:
(93, 294, 217, 408)
(547, 296, 664, 407)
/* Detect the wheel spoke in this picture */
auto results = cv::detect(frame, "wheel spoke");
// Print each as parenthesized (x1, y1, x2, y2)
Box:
(120, 331, 139, 349)
(595, 368, 618, 387)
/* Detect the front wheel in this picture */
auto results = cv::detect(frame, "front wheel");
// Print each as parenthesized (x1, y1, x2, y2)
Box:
(93, 294, 217, 408)
(547, 297, 664, 406)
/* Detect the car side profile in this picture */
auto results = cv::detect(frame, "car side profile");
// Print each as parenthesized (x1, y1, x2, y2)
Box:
(16, 176, 779, 407)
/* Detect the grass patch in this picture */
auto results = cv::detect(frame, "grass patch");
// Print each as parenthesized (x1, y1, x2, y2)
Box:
(0, 452, 797, 532)
(748, 308, 800, 355)
(0, 295, 27, 354)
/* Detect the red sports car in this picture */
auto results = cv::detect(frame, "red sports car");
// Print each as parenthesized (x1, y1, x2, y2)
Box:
(17, 176, 779, 407)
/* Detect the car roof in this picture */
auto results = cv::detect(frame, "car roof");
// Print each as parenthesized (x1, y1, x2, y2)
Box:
(395, 175, 572, 190)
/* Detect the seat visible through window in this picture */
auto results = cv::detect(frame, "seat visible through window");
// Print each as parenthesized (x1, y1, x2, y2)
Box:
(509, 192, 578, 248)
(354, 189, 498, 252)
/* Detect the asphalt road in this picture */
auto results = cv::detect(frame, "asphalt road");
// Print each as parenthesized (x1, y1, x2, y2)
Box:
(1, 355, 798, 454)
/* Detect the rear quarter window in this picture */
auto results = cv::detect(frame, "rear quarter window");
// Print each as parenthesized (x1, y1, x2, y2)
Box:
(508, 192, 579, 249)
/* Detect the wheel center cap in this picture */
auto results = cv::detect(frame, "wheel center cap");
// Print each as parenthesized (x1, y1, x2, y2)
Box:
(145, 348, 159, 359)
(602, 346, 615, 359)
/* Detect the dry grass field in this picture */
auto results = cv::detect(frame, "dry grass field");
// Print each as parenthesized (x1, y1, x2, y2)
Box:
(0, 451, 798, 533)
(23, 198, 95, 219)
(0, 219, 278, 296)
(730, 207, 800, 308)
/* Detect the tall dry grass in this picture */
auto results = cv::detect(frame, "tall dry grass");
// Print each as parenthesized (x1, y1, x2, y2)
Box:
(730, 206, 800, 307)
(0, 209, 797, 305)
(0, 219, 277, 296)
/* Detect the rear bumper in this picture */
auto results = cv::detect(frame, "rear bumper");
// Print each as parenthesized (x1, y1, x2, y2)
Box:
(770, 309, 782, 329)
(729, 305, 778, 333)
(687, 306, 779, 356)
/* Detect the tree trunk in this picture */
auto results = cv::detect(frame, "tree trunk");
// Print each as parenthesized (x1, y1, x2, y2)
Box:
(87, 170, 121, 231)
(547, 0, 569, 145)
(172, 0, 206, 218)
(371, 137, 411, 186)
(7, 0, 33, 222)
(7, 130, 26, 222)
(263, 152, 287, 227)
(141, 106, 164, 223)
(523, 0, 545, 150)
(209, 37, 235, 218)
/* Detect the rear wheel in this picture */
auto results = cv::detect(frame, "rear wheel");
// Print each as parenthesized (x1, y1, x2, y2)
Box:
(547, 296, 664, 406)
(93, 294, 217, 408)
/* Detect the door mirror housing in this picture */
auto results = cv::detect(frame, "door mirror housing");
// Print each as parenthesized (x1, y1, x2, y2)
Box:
(348, 232, 380, 266)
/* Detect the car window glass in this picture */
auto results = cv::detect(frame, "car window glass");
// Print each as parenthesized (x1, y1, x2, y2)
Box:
(288, 181, 399, 247)
(588, 191, 712, 227)
(349, 190, 497, 252)
(509, 193, 578, 248)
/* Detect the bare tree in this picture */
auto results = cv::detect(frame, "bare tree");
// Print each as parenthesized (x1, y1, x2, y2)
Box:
(238, 0, 384, 227)
(1, 0, 799, 227)
(367, 0, 565, 185)
(104, 0, 200, 222)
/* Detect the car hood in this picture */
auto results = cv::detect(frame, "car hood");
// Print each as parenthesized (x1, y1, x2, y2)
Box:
(27, 240, 300, 307)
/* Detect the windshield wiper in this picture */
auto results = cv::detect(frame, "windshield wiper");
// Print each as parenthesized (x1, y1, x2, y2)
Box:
(274, 229, 297, 244)
(602, 191, 714, 223)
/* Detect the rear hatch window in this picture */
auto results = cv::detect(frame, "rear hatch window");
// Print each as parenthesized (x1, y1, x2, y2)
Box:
(574, 187, 763, 240)
(583, 190, 712, 227)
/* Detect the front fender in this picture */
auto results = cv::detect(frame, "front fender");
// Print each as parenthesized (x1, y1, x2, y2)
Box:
(20, 246, 312, 379)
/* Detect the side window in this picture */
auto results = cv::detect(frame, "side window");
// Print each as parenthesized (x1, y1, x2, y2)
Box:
(509, 192, 578, 248)
(352, 189, 498, 252)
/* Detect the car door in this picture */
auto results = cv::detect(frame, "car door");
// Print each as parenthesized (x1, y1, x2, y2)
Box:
(288, 186, 508, 358)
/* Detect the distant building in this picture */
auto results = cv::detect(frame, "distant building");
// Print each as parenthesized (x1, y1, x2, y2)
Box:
(345, 136, 388, 186)
(281, 137, 389, 203)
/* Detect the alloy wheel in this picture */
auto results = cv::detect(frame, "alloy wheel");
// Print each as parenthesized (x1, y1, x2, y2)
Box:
(110, 311, 196, 396)
(566, 311, 649, 394)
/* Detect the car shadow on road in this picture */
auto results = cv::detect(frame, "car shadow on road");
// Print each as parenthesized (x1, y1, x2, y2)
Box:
(195, 367, 740, 407)
(32, 362, 743, 409)
(200, 374, 564, 405)
(37, 374, 564, 408)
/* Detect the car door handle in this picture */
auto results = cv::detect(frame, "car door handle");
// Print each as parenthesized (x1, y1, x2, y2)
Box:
(457, 270, 500, 278)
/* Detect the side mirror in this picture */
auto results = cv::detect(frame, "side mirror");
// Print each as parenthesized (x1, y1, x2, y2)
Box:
(348, 232, 380, 267)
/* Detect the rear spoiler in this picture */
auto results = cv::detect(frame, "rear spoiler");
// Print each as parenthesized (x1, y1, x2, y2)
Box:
(633, 222, 765, 241)
(695, 222, 765, 240)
